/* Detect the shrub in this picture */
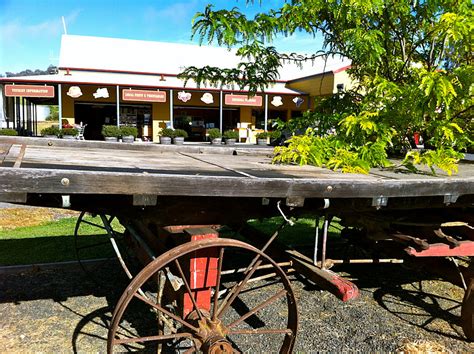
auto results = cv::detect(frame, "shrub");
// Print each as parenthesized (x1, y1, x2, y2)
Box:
(269, 131, 281, 140)
(223, 130, 239, 139)
(40, 126, 60, 136)
(61, 128, 78, 136)
(120, 126, 138, 138)
(256, 132, 269, 139)
(101, 125, 121, 137)
(0, 129, 18, 136)
(160, 128, 175, 137)
(173, 129, 188, 138)
(208, 128, 222, 139)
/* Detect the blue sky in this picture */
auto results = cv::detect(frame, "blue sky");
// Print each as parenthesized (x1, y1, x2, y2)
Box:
(0, 0, 323, 74)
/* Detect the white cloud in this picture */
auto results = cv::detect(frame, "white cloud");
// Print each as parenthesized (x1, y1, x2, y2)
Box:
(143, 1, 199, 25)
(0, 10, 81, 43)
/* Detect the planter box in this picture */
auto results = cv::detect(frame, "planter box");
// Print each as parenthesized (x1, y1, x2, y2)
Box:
(173, 137, 185, 145)
(211, 138, 222, 145)
(160, 136, 172, 145)
(104, 137, 118, 142)
(257, 138, 268, 146)
(62, 135, 76, 140)
(225, 138, 236, 145)
(122, 135, 135, 143)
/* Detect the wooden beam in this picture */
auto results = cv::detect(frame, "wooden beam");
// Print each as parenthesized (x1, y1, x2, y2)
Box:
(406, 240, 474, 257)
(0, 167, 472, 199)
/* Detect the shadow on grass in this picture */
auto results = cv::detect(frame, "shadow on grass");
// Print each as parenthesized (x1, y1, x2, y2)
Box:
(0, 234, 114, 266)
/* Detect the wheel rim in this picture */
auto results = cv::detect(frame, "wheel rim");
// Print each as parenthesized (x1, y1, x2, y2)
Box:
(107, 238, 298, 353)
(461, 277, 474, 341)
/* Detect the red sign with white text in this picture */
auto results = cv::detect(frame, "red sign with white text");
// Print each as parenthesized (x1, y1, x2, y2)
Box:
(5, 84, 55, 98)
(122, 89, 166, 102)
(224, 94, 262, 107)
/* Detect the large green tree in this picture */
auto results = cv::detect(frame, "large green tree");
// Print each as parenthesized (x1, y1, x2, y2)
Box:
(180, 0, 473, 174)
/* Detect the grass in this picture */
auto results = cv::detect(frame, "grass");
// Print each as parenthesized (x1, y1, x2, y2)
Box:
(0, 215, 123, 266)
(0, 212, 340, 266)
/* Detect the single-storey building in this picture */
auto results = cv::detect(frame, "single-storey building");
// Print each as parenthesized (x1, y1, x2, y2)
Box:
(0, 35, 352, 142)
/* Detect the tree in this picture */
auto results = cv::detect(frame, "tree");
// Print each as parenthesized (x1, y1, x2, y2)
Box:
(179, 0, 473, 174)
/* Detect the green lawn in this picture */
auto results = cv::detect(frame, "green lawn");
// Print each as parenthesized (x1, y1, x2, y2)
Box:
(0, 215, 339, 266)
(0, 215, 121, 266)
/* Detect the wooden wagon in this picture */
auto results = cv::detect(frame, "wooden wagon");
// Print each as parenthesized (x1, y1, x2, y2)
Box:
(1, 136, 473, 353)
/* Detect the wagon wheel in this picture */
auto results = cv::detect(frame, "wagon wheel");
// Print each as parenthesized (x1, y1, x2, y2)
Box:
(108, 238, 298, 353)
(74, 211, 129, 283)
(461, 277, 474, 341)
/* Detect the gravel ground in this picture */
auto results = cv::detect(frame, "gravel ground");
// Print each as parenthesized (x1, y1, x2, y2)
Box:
(0, 260, 472, 353)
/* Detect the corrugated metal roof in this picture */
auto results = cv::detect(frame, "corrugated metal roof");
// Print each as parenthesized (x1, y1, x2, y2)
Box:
(58, 35, 350, 81)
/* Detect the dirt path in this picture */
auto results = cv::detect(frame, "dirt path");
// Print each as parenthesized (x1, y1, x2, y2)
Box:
(0, 261, 472, 352)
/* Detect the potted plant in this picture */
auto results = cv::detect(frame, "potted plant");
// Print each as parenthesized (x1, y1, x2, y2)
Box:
(256, 132, 269, 145)
(0, 128, 18, 136)
(208, 128, 222, 145)
(173, 129, 188, 145)
(160, 128, 174, 145)
(101, 125, 121, 142)
(269, 130, 282, 144)
(61, 127, 79, 139)
(223, 130, 239, 145)
(40, 125, 60, 139)
(120, 126, 138, 143)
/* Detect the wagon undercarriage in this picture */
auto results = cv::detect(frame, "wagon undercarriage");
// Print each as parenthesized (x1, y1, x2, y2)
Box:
(1, 137, 473, 351)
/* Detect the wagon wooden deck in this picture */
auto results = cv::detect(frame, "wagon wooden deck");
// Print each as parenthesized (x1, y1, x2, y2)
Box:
(0, 136, 473, 352)
(1, 136, 472, 202)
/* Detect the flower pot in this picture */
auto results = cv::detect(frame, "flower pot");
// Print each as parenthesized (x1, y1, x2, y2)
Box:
(43, 135, 58, 139)
(122, 135, 134, 143)
(211, 138, 222, 145)
(104, 137, 118, 142)
(257, 138, 267, 146)
(160, 136, 172, 145)
(173, 137, 184, 145)
(62, 135, 76, 140)
(225, 138, 236, 145)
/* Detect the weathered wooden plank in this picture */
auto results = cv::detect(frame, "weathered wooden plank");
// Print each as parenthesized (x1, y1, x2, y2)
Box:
(0, 192, 27, 203)
(0, 136, 273, 156)
(0, 167, 472, 199)
(0, 143, 12, 165)
(13, 144, 26, 168)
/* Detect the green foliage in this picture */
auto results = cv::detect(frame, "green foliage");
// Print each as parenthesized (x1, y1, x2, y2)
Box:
(402, 148, 463, 176)
(256, 132, 269, 139)
(208, 128, 222, 139)
(0, 128, 18, 136)
(61, 128, 78, 136)
(101, 125, 120, 138)
(223, 130, 239, 139)
(173, 129, 188, 138)
(45, 105, 59, 121)
(269, 130, 281, 140)
(184, 0, 473, 174)
(40, 125, 60, 136)
(160, 128, 175, 137)
(120, 126, 138, 138)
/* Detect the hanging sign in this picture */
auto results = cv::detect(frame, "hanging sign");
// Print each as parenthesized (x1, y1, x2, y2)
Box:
(5, 84, 55, 98)
(122, 89, 166, 102)
(225, 94, 262, 107)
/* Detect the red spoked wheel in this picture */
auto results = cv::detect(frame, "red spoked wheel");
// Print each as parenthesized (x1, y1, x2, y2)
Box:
(107, 238, 298, 353)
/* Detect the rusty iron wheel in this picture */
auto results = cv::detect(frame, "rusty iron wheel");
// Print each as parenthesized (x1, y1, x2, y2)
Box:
(107, 238, 298, 353)
(74, 211, 127, 283)
(461, 277, 474, 341)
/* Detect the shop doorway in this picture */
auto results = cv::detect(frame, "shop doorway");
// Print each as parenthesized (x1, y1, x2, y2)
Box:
(75, 103, 116, 140)
(173, 106, 240, 141)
